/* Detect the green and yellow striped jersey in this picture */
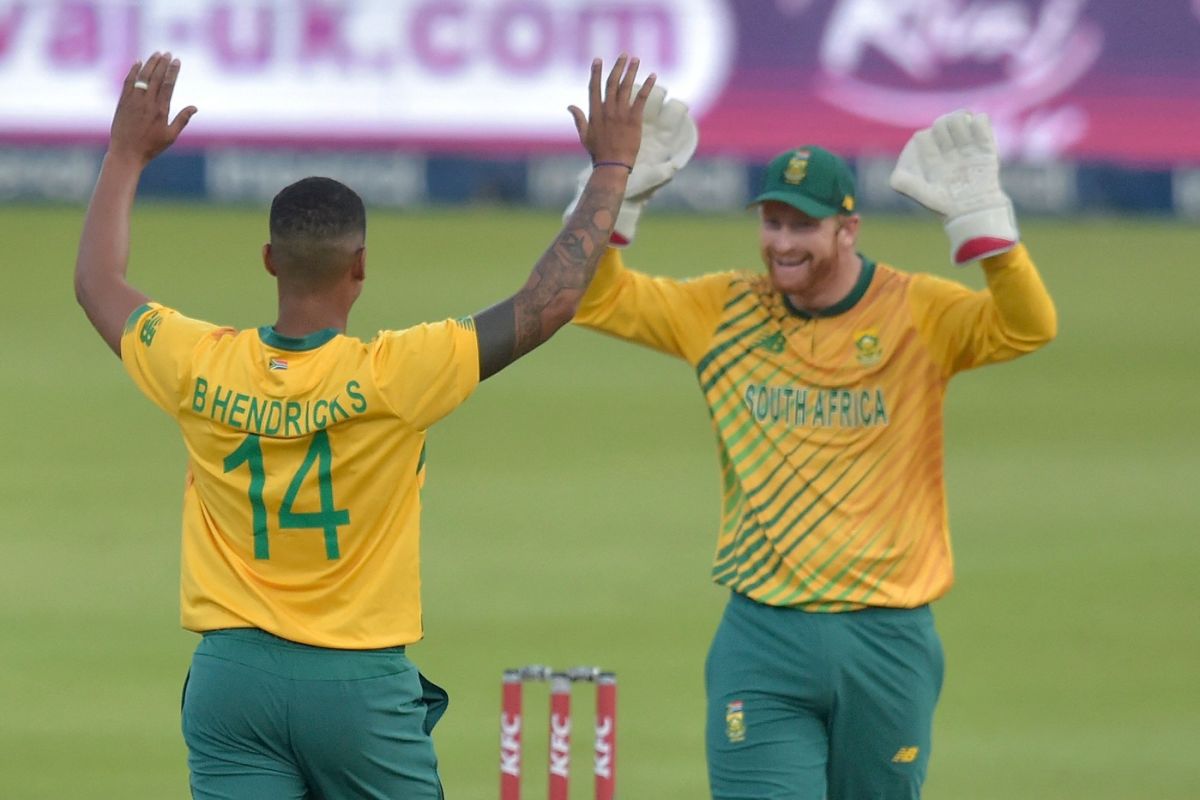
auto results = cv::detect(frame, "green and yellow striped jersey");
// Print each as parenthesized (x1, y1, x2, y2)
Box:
(121, 303, 479, 648)
(575, 245, 1055, 610)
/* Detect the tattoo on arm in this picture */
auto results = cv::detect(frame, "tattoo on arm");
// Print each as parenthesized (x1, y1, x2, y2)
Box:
(473, 180, 621, 381)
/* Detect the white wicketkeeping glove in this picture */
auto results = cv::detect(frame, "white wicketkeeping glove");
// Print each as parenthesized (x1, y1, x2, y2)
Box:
(564, 84, 699, 247)
(889, 110, 1018, 265)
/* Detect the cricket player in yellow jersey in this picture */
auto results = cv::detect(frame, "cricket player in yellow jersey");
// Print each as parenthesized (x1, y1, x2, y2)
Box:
(73, 52, 658, 799)
(569, 110, 1057, 798)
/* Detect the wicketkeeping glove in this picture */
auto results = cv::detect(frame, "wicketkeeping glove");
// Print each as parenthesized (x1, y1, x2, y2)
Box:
(889, 110, 1018, 265)
(564, 83, 699, 247)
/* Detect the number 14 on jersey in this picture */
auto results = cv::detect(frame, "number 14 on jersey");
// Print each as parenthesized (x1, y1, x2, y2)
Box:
(223, 431, 350, 559)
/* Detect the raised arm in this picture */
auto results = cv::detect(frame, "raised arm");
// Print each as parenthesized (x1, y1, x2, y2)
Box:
(889, 110, 1055, 372)
(74, 52, 198, 356)
(473, 56, 655, 381)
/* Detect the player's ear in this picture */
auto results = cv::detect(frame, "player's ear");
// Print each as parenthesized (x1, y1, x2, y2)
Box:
(837, 215, 860, 246)
(351, 247, 366, 282)
(262, 243, 278, 277)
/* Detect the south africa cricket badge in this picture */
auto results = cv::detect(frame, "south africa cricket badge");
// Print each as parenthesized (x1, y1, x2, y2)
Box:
(854, 328, 882, 366)
(783, 150, 810, 184)
(725, 701, 746, 743)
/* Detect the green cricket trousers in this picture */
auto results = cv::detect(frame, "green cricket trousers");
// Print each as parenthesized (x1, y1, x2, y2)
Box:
(706, 591, 945, 800)
(182, 628, 448, 800)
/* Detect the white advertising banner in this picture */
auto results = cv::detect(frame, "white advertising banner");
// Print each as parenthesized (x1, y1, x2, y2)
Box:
(0, 0, 735, 146)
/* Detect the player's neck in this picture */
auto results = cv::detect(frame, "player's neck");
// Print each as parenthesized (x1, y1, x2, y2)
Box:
(272, 295, 350, 337)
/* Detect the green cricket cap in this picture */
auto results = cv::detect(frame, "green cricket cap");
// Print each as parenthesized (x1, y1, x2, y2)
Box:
(751, 146, 857, 218)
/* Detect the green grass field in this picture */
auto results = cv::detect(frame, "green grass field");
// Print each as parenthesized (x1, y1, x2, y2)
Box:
(0, 202, 1196, 799)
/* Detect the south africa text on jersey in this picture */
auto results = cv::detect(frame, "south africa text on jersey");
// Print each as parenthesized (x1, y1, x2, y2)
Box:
(191, 377, 368, 435)
(743, 383, 889, 428)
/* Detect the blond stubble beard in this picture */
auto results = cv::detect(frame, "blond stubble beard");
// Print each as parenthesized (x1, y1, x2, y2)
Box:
(769, 224, 842, 310)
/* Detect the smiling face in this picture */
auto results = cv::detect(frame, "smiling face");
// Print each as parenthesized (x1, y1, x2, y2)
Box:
(757, 200, 860, 311)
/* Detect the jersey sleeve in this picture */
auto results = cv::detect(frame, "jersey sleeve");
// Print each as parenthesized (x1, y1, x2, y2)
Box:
(572, 248, 731, 365)
(121, 303, 221, 416)
(371, 318, 481, 430)
(907, 244, 1058, 376)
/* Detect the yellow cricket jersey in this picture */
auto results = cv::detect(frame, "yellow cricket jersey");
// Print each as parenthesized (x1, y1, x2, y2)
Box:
(575, 245, 1056, 610)
(121, 303, 480, 648)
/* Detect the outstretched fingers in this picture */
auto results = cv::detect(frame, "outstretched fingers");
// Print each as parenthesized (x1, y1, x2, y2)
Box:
(161, 56, 181, 108)
(568, 104, 587, 144)
(572, 55, 656, 165)
(587, 57, 603, 120)
(615, 55, 639, 108)
(169, 104, 199, 138)
(569, 58, 603, 146)
(146, 52, 171, 102)
(160, 56, 197, 136)
(121, 60, 140, 97)
(970, 112, 996, 152)
(630, 74, 657, 116)
(605, 54, 629, 112)
(111, 52, 196, 163)
(931, 115, 955, 156)
(913, 129, 940, 173)
(945, 111, 974, 150)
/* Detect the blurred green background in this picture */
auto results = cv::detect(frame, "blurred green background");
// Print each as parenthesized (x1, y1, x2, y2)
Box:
(1, 204, 1197, 798)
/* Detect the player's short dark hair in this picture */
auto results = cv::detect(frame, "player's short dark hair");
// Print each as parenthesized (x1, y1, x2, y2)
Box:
(269, 177, 366, 243)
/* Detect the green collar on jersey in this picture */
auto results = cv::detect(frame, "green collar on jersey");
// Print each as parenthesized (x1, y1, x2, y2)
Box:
(258, 326, 340, 351)
(783, 254, 876, 319)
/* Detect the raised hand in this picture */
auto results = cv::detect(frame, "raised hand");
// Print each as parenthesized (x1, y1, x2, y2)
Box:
(471, 56, 656, 380)
(76, 52, 198, 357)
(568, 55, 657, 170)
(889, 109, 1018, 265)
(109, 52, 198, 167)
(563, 81, 698, 248)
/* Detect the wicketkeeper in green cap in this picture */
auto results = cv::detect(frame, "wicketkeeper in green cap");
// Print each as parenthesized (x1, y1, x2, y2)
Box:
(753, 144, 858, 217)
(566, 100, 1058, 799)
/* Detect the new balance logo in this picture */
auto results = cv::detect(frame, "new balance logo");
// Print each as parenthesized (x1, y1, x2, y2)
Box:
(891, 746, 920, 763)
(139, 311, 162, 347)
(754, 332, 786, 353)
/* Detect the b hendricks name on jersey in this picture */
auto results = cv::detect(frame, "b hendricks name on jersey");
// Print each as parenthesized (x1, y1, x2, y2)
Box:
(190, 376, 369, 436)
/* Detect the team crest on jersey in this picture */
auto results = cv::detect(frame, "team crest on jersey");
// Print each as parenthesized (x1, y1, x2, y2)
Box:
(853, 328, 882, 366)
(783, 150, 810, 184)
(725, 701, 746, 743)
(754, 331, 787, 353)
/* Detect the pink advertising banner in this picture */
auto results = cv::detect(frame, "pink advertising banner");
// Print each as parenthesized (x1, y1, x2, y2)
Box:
(700, 0, 1200, 165)
(0, 0, 1196, 164)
